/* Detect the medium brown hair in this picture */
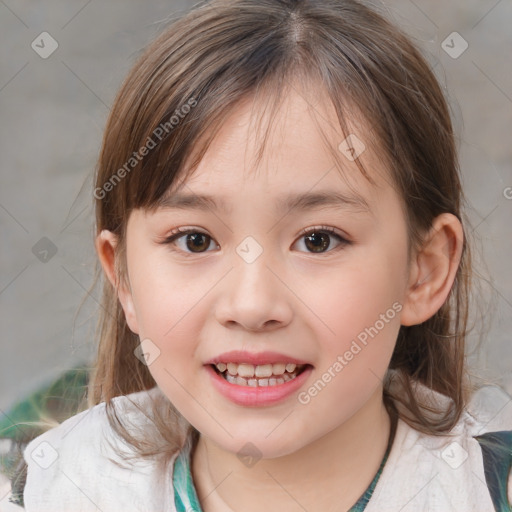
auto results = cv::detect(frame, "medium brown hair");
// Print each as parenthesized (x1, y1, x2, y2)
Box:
(89, 0, 474, 459)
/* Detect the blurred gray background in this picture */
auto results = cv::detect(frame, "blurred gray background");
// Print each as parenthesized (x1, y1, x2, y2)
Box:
(0, 0, 511, 413)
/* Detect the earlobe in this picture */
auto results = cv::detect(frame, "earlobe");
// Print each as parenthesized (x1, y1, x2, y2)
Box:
(95, 230, 139, 334)
(400, 213, 464, 327)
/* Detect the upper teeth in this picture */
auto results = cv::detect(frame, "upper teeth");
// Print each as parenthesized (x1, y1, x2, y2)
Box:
(215, 362, 298, 378)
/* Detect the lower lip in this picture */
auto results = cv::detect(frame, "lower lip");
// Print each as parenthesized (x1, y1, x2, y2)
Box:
(205, 364, 313, 407)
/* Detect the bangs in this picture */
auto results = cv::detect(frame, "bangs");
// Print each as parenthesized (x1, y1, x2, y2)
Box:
(151, 72, 382, 212)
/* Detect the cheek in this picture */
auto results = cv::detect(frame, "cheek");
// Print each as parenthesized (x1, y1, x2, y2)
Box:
(128, 250, 207, 337)
(295, 259, 404, 424)
(294, 242, 407, 374)
(301, 258, 405, 335)
(127, 259, 212, 405)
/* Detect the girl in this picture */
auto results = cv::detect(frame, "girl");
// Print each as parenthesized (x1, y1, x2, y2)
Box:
(18, 0, 512, 510)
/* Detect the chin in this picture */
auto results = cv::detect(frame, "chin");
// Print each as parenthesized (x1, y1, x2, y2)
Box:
(213, 430, 311, 461)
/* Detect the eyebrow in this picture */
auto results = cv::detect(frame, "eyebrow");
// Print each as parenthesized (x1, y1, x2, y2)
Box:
(158, 190, 370, 215)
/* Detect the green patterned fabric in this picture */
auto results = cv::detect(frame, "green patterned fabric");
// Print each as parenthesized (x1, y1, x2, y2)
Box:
(0, 366, 89, 442)
(474, 431, 512, 512)
(173, 440, 203, 512)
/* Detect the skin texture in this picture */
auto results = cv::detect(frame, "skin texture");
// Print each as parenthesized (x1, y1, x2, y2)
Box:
(97, 82, 464, 512)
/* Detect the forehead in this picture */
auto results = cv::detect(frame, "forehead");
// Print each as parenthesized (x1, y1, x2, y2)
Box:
(163, 83, 394, 213)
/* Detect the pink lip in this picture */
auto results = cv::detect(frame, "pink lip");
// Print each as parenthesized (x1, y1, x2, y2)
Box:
(204, 350, 311, 366)
(205, 364, 313, 407)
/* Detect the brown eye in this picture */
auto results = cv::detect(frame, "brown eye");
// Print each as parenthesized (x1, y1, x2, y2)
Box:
(294, 226, 350, 254)
(304, 231, 331, 253)
(162, 229, 217, 254)
(184, 232, 212, 252)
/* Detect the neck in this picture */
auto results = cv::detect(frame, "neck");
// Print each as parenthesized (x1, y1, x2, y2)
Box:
(191, 386, 394, 512)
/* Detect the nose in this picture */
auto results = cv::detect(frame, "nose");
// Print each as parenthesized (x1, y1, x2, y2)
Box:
(214, 251, 293, 332)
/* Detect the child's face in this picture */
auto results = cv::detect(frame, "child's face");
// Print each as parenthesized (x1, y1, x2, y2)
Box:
(120, 87, 412, 457)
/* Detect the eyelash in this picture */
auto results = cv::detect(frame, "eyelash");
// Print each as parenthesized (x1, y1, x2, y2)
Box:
(159, 225, 351, 256)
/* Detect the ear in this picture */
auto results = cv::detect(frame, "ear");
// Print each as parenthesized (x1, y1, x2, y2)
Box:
(95, 230, 139, 334)
(401, 213, 464, 326)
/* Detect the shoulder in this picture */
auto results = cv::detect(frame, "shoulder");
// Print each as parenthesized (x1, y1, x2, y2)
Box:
(22, 386, 180, 512)
(366, 379, 512, 512)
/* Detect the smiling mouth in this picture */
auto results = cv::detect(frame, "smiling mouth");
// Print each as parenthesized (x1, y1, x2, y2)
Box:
(211, 362, 310, 387)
